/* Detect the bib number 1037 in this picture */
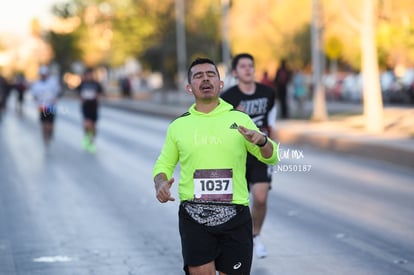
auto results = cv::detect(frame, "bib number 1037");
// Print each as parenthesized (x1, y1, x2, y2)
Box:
(193, 169, 233, 202)
(198, 179, 230, 192)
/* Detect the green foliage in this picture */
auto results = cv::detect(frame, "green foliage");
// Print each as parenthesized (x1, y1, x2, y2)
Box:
(110, 0, 161, 66)
(325, 35, 342, 60)
(139, 0, 222, 88)
(48, 31, 82, 73)
(48, 2, 82, 75)
(290, 24, 312, 69)
(46, 0, 222, 87)
(185, 1, 221, 62)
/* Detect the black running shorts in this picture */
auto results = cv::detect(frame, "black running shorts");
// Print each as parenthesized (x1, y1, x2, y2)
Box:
(39, 108, 55, 123)
(246, 153, 272, 185)
(179, 202, 253, 275)
(82, 101, 98, 122)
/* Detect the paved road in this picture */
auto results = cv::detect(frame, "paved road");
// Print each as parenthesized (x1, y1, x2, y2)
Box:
(0, 96, 413, 274)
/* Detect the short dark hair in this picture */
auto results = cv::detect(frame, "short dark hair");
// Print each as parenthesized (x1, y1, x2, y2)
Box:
(187, 57, 220, 83)
(231, 53, 254, 70)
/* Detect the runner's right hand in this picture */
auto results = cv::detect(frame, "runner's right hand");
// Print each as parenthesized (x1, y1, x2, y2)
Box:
(156, 177, 175, 203)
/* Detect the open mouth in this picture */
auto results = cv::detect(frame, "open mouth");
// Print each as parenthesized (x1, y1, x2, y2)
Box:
(200, 84, 214, 92)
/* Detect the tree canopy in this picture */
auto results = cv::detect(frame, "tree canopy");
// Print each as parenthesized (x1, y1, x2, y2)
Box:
(1, 0, 413, 84)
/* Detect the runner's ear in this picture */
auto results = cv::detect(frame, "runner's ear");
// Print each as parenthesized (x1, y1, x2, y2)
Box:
(186, 84, 193, 95)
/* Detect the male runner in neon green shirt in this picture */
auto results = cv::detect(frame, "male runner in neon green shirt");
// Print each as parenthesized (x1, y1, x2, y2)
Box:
(153, 57, 279, 275)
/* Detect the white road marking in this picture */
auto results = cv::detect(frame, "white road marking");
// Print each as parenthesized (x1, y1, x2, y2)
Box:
(33, 255, 74, 263)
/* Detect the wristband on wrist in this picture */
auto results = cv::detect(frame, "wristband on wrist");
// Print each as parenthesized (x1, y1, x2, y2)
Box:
(257, 135, 268, 147)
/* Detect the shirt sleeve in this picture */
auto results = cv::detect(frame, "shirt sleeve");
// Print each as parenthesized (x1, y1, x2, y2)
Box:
(243, 116, 279, 165)
(152, 125, 179, 179)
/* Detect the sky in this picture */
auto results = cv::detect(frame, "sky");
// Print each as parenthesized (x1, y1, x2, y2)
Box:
(0, 0, 61, 37)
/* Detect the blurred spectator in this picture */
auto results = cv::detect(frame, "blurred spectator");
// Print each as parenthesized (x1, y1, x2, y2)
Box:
(274, 59, 292, 119)
(324, 73, 343, 101)
(382, 66, 414, 104)
(0, 70, 12, 121)
(260, 71, 274, 88)
(119, 76, 131, 98)
(13, 72, 27, 115)
(292, 69, 308, 118)
(342, 72, 363, 102)
(380, 69, 394, 102)
(401, 68, 414, 104)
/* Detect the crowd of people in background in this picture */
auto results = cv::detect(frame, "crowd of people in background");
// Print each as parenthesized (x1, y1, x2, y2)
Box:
(0, 69, 29, 122)
(258, 59, 311, 120)
(0, 65, 107, 155)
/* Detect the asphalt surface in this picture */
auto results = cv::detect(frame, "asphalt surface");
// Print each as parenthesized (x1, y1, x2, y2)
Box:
(101, 92, 414, 169)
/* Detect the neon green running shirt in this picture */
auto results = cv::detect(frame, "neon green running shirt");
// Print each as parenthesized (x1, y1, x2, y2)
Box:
(153, 98, 279, 206)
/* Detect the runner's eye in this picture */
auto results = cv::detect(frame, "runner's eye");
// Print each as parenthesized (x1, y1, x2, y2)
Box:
(193, 73, 203, 79)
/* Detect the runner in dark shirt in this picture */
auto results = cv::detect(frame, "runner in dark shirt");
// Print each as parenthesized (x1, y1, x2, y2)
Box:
(221, 53, 277, 259)
(75, 68, 104, 154)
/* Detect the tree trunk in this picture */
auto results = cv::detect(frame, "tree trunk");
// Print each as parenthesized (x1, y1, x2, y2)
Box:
(311, 0, 328, 121)
(361, 0, 384, 133)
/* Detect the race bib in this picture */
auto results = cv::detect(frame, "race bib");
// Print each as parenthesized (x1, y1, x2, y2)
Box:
(193, 169, 233, 202)
(80, 88, 96, 99)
